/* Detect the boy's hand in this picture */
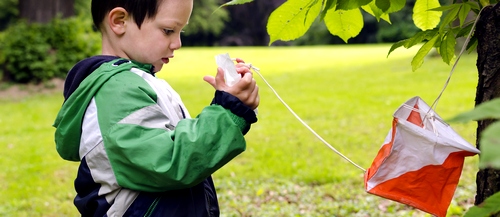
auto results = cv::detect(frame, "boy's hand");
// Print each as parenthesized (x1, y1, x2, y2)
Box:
(203, 58, 260, 110)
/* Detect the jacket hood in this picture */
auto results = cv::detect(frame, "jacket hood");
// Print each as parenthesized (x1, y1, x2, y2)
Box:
(63, 55, 120, 101)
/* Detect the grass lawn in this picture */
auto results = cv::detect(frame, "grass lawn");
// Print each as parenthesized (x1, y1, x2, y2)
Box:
(0, 44, 479, 216)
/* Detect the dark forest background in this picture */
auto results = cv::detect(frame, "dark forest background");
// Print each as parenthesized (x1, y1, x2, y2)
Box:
(0, 0, 422, 46)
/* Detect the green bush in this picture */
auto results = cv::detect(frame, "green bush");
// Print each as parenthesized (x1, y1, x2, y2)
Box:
(0, 16, 100, 83)
(45, 17, 101, 78)
(0, 21, 53, 83)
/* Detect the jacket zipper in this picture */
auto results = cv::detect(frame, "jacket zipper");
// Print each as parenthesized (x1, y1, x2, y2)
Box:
(143, 196, 161, 217)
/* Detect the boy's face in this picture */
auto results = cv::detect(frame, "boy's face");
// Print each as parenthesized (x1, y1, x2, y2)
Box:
(119, 0, 193, 72)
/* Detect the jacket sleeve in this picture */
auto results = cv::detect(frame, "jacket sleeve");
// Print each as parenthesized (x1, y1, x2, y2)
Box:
(94, 71, 252, 192)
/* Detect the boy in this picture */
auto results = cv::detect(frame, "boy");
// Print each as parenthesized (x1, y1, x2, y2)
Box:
(53, 0, 259, 216)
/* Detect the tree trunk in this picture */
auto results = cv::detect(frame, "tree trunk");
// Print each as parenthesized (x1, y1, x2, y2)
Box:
(19, 0, 74, 23)
(474, 3, 500, 207)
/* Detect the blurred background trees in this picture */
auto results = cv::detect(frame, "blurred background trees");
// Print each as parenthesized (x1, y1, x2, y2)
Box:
(0, 0, 98, 83)
(19, 0, 75, 23)
(0, 0, 422, 83)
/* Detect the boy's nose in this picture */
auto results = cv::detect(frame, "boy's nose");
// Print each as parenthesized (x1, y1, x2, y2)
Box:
(170, 36, 182, 51)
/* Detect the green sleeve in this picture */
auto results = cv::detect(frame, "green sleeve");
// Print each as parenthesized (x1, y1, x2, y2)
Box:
(95, 71, 247, 192)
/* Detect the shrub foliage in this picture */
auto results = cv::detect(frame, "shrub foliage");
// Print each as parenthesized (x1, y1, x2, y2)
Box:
(0, 16, 100, 83)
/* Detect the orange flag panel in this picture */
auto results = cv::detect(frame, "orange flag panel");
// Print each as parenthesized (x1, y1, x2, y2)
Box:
(365, 97, 479, 217)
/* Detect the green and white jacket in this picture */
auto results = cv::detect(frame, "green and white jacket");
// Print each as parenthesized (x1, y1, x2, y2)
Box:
(54, 57, 257, 216)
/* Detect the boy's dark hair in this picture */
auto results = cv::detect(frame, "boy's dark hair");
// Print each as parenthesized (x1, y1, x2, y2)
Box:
(91, 0, 163, 30)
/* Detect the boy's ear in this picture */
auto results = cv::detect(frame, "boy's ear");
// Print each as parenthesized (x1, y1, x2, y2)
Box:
(107, 7, 129, 35)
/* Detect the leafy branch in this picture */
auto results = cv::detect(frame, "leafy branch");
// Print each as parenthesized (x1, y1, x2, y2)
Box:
(221, 0, 500, 215)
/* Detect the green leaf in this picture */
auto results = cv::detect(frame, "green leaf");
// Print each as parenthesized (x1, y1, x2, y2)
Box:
(217, 0, 254, 15)
(220, 0, 254, 7)
(336, 0, 371, 10)
(387, 25, 439, 58)
(456, 22, 474, 38)
(403, 29, 438, 48)
(324, 8, 364, 43)
(467, 36, 478, 53)
(439, 31, 456, 64)
(375, 0, 390, 12)
(411, 34, 438, 71)
(385, 0, 406, 13)
(479, 0, 491, 7)
(479, 122, 500, 169)
(464, 191, 500, 217)
(361, 1, 391, 23)
(428, 4, 458, 11)
(267, 0, 322, 45)
(387, 39, 407, 57)
(458, 3, 471, 27)
(466, 1, 480, 11)
(320, 0, 337, 21)
(439, 5, 460, 32)
(413, 0, 442, 30)
(449, 98, 500, 122)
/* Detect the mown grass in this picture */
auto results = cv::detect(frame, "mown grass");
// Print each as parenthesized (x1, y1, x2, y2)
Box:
(0, 44, 479, 216)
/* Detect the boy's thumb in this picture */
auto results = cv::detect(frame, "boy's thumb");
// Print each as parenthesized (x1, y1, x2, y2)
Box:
(215, 67, 226, 84)
(203, 67, 226, 89)
(203, 75, 216, 88)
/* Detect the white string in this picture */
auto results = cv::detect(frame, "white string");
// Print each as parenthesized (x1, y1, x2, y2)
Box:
(242, 63, 367, 172)
(228, 10, 483, 173)
(426, 8, 484, 117)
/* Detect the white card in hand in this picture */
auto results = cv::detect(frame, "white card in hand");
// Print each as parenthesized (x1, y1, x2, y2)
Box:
(215, 53, 240, 86)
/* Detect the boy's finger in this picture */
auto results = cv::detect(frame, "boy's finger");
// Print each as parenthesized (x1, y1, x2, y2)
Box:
(250, 86, 260, 109)
(235, 63, 250, 69)
(203, 68, 226, 89)
(235, 58, 245, 63)
(203, 75, 216, 88)
(236, 67, 251, 75)
(241, 71, 254, 83)
(215, 67, 226, 86)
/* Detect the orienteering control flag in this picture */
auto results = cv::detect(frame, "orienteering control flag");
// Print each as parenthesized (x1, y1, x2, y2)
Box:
(364, 96, 480, 217)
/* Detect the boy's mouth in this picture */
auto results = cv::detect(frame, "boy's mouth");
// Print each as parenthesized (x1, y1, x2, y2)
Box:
(162, 58, 169, 64)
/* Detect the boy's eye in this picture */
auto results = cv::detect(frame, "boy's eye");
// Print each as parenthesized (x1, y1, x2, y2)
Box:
(163, 29, 175, 35)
